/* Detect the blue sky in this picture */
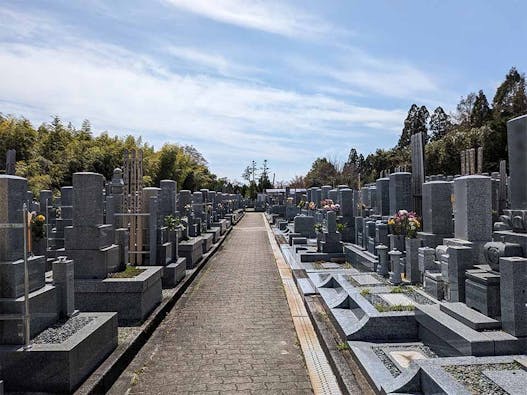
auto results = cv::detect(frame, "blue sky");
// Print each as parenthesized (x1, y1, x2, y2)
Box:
(1, 1, 526, 182)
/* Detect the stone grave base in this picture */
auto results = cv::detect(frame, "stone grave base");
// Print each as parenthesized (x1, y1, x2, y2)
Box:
(179, 237, 204, 269)
(343, 243, 378, 271)
(423, 271, 445, 300)
(161, 257, 187, 288)
(349, 341, 436, 393)
(0, 255, 46, 296)
(0, 312, 117, 393)
(417, 231, 453, 249)
(317, 274, 422, 341)
(201, 233, 214, 253)
(0, 284, 58, 344)
(212, 219, 229, 235)
(279, 221, 290, 232)
(74, 267, 163, 325)
(204, 226, 221, 243)
(299, 251, 345, 262)
(410, 355, 527, 395)
(465, 269, 500, 318)
(225, 209, 244, 225)
(155, 241, 173, 266)
(415, 302, 521, 357)
(67, 244, 120, 279)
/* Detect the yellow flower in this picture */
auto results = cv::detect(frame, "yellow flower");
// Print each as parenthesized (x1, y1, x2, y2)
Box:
(36, 215, 46, 222)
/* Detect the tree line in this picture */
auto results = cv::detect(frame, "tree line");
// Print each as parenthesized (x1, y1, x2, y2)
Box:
(291, 67, 527, 188)
(0, 116, 240, 195)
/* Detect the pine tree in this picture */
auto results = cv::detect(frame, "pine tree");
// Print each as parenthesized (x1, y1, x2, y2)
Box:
(492, 67, 527, 119)
(454, 93, 477, 125)
(417, 105, 430, 142)
(398, 104, 429, 148)
(470, 90, 492, 127)
(429, 106, 451, 141)
(398, 104, 419, 148)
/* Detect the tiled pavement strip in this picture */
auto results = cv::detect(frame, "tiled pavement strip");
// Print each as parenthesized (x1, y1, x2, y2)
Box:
(110, 213, 340, 394)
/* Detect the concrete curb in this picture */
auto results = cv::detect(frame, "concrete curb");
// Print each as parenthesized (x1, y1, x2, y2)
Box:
(270, 225, 374, 395)
(75, 213, 243, 394)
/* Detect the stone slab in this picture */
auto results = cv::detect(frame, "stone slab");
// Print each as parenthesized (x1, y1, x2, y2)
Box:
(201, 233, 214, 253)
(0, 255, 46, 298)
(439, 302, 501, 330)
(0, 312, 117, 393)
(68, 244, 120, 279)
(484, 369, 527, 395)
(380, 293, 415, 306)
(74, 266, 162, 325)
(352, 274, 383, 286)
(179, 237, 204, 269)
(0, 284, 58, 344)
(161, 257, 187, 288)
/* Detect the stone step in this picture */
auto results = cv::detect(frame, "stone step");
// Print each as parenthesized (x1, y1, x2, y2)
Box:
(296, 278, 317, 296)
(439, 302, 501, 330)
(415, 304, 519, 356)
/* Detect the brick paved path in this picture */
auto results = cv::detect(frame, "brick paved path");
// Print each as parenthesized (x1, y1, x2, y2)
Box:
(112, 213, 313, 394)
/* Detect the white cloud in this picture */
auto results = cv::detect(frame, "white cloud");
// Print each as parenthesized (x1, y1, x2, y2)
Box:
(0, 39, 404, 179)
(287, 49, 440, 100)
(165, 45, 263, 79)
(163, 0, 337, 39)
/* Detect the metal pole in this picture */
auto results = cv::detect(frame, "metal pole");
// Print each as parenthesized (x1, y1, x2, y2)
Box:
(45, 197, 49, 254)
(22, 203, 31, 350)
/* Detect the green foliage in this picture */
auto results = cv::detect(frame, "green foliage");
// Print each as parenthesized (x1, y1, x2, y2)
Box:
(304, 157, 338, 187)
(1, 114, 221, 195)
(360, 288, 371, 296)
(241, 160, 273, 198)
(470, 90, 492, 128)
(398, 104, 429, 148)
(108, 266, 146, 278)
(297, 67, 527, 184)
(163, 215, 181, 231)
(336, 222, 346, 233)
(336, 342, 350, 351)
(429, 106, 451, 141)
(374, 303, 415, 312)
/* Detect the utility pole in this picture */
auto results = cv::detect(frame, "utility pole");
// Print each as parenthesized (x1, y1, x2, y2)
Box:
(251, 160, 256, 183)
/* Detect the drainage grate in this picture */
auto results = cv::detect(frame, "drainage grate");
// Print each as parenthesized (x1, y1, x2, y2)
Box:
(264, 215, 342, 395)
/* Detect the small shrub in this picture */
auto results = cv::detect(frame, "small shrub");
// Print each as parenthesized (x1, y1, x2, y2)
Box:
(360, 288, 371, 296)
(336, 342, 350, 351)
(374, 303, 414, 312)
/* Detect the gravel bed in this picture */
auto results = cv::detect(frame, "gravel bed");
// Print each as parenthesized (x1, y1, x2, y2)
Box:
(360, 285, 434, 306)
(364, 293, 390, 309)
(372, 344, 437, 377)
(403, 289, 434, 305)
(443, 362, 522, 395)
(32, 316, 95, 344)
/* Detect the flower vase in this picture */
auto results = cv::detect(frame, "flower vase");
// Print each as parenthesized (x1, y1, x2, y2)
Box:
(389, 234, 405, 253)
(405, 237, 422, 284)
(316, 232, 324, 252)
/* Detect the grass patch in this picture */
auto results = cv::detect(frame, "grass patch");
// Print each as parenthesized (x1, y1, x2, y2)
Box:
(109, 266, 146, 278)
(390, 285, 409, 294)
(316, 311, 329, 321)
(336, 342, 350, 351)
(374, 303, 415, 313)
(360, 288, 371, 296)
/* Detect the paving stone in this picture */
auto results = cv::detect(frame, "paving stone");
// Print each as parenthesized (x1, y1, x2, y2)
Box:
(114, 213, 312, 394)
